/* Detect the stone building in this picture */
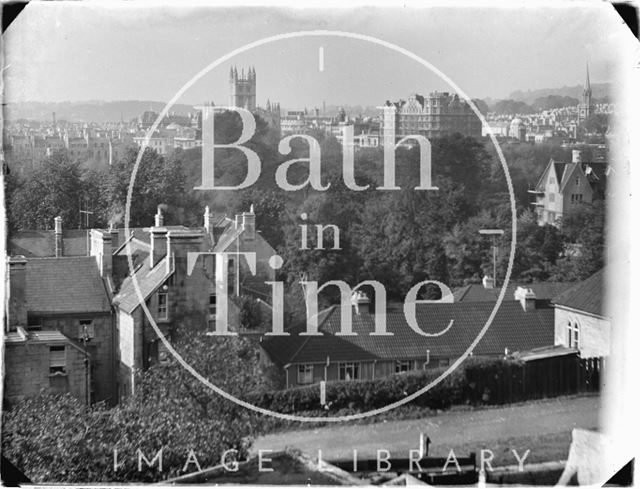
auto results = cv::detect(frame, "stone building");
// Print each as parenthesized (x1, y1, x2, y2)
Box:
(382, 91, 481, 141)
(4, 251, 114, 405)
(111, 205, 277, 399)
(530, 149, 607, 226)
(229, 66, 256, 111)
(552, 269, 609, 358)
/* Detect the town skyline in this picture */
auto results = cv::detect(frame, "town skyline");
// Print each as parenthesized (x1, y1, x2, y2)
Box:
(3, 3, 629, 108)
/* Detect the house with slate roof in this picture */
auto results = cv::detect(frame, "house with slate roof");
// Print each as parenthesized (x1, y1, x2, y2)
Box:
(551, 268, 609, 358)
(261, 286, 556, 389)
(453, 281, 573, 303)
(110, 205, 276, 399)
(4, 253, 113, 405)
(529, 150, 607, 227)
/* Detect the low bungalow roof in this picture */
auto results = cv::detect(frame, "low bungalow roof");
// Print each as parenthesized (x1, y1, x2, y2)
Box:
(262, 300, 554, 366)
(453, 282, 573, 302)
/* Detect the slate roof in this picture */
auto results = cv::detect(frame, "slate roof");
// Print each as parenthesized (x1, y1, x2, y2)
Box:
(453, 282, 574, 302)
(112, 255, 173, 314)
(9, 229, 90, 257)
(262, 300, 554, 365)
(552, 269, 605, 318)
(25, 257, 111, 314)
(5, 328, 89, 355)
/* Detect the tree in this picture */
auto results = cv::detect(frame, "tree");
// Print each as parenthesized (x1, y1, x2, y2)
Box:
(99, 146, 189, 228)
(580, 113, 609, 137)
(550, 200, 606, 280)
(2, 334, 262, 483)
(9, 151, 85, 230)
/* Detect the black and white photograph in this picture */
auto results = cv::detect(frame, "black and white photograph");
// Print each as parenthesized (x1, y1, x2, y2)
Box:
(1, 1, 638, 486)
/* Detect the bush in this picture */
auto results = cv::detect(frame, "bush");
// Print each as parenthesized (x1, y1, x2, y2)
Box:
(246, 357, 524, 416)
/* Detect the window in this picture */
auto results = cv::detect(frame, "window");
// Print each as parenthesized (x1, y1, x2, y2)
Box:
(575, 177, 580, 186)
(157, 291, 168, 320)
(438, 358, 450, 367)
(49, 346, 66, 374)
(549, 193, 555, 203)
(78, 320, 95, 340)
(567, 322, 580, 348)
(209, 293, 217, 318)
(395, 360, 412, 373)
(339, 362, 360, 381)
(571, 194, 584, 204)
(297, 364, 314, 384)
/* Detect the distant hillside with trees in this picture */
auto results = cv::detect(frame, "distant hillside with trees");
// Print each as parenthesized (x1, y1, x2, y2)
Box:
(508, 82, 611, 104)
(5, 100, 197, 124)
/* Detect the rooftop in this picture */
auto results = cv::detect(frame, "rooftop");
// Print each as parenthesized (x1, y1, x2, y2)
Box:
(552, 269, 605, 318)
(262, 300, 554, 365)
(26, 256, 111, 315)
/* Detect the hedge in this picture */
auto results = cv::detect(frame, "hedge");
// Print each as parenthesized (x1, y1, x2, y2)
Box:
(248, 357, 525, 415)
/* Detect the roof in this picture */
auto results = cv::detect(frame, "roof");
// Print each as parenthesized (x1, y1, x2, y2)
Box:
(552, 269, 605, 318)
(514, 345, 579, 362)
(5, 327, 90, 356)
(25, 257, 111, 314)
(9, 229, 90, 257)
(112, 255, 173, 314)
(262, 300, 554, 365)
(453, 282, 574, 302)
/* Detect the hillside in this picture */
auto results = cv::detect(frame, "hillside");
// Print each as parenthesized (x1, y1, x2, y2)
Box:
(4, 100, 198, 124)
(508, 83, 612, 104)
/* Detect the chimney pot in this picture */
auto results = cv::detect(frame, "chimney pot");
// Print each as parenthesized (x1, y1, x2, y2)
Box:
(514, 286, 536, 312)
(350, 290, 371, 315)
(54, 217, 63, 257)
(155, 206, 164, 227)
(482, 275, 494, 289)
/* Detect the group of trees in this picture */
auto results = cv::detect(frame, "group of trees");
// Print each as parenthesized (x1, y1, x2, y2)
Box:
(6, 112, 607, 302)
(2, 334, 262, 483)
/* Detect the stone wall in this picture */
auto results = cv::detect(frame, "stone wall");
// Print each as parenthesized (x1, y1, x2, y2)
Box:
(4, 341, 88, 405)
(554, 306, 610, 358)
(40, 313, 115, 404)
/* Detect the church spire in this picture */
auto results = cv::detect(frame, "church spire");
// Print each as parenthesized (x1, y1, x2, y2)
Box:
(585, 63, 591, 94)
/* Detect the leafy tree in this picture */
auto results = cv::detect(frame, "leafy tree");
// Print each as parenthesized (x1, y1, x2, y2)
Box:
(99, 146, 189, 228)
(9, 151, 85, 230)
(551, 200, 606, 280)
(580, 113, 609, 137)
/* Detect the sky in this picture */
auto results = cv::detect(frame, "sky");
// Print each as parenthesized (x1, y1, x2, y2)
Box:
(2, 1, 635, 109)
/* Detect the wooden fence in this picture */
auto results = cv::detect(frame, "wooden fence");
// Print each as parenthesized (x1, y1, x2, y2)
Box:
(465, 355, 604, 405)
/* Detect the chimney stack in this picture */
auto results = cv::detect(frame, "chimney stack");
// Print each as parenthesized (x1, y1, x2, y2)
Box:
(572, 150, 583, 164)
(204, 205, 215, 235)
(482, 275, 494, 289)
(242, 204, 255, 241)
(54, 216, 63, 257)
(514, 286, 536, 312)
(351, 290, 371, 315)
(155, 206, 164, 227)
(90, 229, 113, 278)
(7, 256, 28, 330)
